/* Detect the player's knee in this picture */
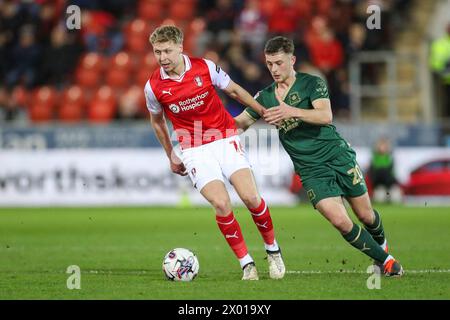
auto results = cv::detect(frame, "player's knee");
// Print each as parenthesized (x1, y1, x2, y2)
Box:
(358, 211, 375, 225)
(211, 198, 232, 215)
(332, 216, 353, 233)
(241, 194, 260, 209)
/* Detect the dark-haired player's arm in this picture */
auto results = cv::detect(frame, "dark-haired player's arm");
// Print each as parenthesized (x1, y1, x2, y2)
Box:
(264, 96, 332, 125)
(223, 80, 266, 117)
(264, 77, 333, 125)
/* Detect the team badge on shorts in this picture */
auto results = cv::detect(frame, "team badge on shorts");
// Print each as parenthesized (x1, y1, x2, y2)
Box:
(194, 76, 203, 87)
(190, 168, 196, 177)
(307, 189, 316, 201)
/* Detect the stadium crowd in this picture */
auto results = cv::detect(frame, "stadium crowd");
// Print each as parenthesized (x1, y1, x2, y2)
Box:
(0, 0, 411, 124)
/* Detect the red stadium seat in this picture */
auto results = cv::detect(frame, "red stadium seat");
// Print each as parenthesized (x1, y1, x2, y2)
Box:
(105, 68, 130, 89)
(93, 85, 116, 105)
(124, 18, 152, 38)
(141, 52, 159, 70)
(168, 1, 195, 22)
(110, 52, 132, 70)
(78, 52, 104, 71)
(58, 102, 84, 123)
(138, 0, 164, 21)
(75, 67, 101, 89)
(136, 68, 152, 86)
(126, 33, 150, 53)
(11, 86, 29, 108)
(29, 103, 54, 123)
(32, 86, 58, 109)
(87, 100, 117, 123)
(61, 85, 85, 106)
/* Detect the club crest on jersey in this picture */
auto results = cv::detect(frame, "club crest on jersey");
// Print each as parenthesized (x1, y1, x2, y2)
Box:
(169, 104, 180, 113)
(194, 76, 203, 87)
(288, 92, 301, 104)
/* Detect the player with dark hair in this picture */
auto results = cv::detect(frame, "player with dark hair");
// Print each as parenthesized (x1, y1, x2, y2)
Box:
(235, 36, 404, 277)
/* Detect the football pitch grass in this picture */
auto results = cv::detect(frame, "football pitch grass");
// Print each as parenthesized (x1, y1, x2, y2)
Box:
(0, 205, 449, 300)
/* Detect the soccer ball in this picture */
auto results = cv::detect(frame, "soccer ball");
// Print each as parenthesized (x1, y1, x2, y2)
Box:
(162, 248, 199, 281)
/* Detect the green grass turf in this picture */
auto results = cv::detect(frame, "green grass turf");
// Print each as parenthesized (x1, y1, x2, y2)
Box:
(0, 205, 449, 299)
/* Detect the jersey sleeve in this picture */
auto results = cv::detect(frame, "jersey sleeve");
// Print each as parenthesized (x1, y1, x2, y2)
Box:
(243, 91, 262, 120)
(144, 80, 162, 114)
(204, 59, 231, 90)
(308, 76, 330, 101)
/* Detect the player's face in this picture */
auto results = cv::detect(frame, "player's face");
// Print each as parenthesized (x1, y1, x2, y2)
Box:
(153, 41, 183, 73)
(265, 52, 295, 83)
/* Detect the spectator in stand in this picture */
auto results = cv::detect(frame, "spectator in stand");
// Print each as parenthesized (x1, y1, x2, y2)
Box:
(368, 137, 402, 203)
(235, 0, 267, 60)
(267, 0, 299, 37)
(307, 27, 344, 73)
(38, 24, 82, 88)
(429, 23, 450, 117)
(116, 86, 142, 120)
(198, 0, 238, 53)
(80, 10, 123, 56)
(5, 25, 41, 89)
(0, 86, 27, 123)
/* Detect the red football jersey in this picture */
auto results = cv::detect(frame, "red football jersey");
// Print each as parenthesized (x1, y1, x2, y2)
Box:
(145, 55, 238, 149)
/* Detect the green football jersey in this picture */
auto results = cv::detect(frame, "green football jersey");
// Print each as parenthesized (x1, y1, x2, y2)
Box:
(245, 72, 352, 174)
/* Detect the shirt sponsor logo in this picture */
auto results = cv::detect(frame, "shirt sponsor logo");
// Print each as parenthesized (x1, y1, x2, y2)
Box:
(169, 104, 180, 113)
(168, 91, 209, 113)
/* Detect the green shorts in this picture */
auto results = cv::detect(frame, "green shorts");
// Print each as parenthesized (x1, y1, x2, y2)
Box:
(299, 150, 367, 208)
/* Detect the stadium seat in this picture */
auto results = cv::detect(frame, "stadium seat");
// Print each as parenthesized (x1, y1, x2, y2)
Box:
(61, 85, 85, 107)
(124, 18, 152, 37)
(29, 103, 54, 123)
(87, 99, 117, 123)
(11, 86, 29, 108)
(110, 52, 132, 71)
(105, 68, 130, 89)
(32, 86, 58, 110)
(58, 102, 84, 123)
(168, 1, 195, 22)
(126, 33, 150, 53)
(136, 68, 151, 86)
(78, 52, 104, 72)
(140, 52, 159, 70)
(138, 0, 164, 21)
(75, 67, 101, 89)
(92, 85, 116, 106)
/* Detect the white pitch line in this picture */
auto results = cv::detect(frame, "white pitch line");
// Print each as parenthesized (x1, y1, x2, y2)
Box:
(286, 269, 450, 274)
(78, 269, 450, 275)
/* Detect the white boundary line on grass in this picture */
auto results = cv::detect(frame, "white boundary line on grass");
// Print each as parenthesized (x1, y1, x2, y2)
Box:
(286, 269, 450, 274)
(81, 269, 450, 275)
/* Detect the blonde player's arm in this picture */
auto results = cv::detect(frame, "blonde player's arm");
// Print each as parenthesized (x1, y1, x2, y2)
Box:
(150, 112, 187, 176)
(222, 80, 266, 117)
(234, 110, 257, 133)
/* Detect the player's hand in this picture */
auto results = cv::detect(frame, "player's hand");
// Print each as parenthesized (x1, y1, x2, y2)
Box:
(170, 153, 187, 176)
(263, 90, 296, 125)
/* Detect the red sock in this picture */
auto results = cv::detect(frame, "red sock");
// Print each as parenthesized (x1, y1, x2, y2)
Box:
(249, 198, 275, 245)
(216, 212, 248, 259)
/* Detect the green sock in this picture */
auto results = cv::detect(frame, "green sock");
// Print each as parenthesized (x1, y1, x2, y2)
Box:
(364, 209, 385, 246)
(342, 223, 389, 263)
